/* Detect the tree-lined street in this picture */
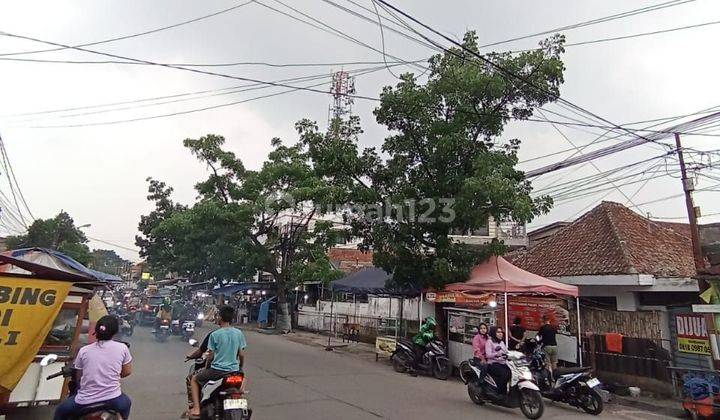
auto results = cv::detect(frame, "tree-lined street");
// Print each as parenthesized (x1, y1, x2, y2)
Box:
(15, 325, 672, 420)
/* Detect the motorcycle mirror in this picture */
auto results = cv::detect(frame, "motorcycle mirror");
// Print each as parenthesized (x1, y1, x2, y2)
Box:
(189, 339, 199, 347)
(40, 354, 58, 367)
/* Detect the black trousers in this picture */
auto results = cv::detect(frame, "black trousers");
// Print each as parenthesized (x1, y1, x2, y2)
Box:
(487, 363, 511, 395)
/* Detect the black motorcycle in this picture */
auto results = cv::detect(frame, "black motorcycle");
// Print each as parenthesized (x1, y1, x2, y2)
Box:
(391, 337, 452, 380)
(528, 342, 604, 415)
(119, 313, 135, 338)
(186, 340, 252, 420)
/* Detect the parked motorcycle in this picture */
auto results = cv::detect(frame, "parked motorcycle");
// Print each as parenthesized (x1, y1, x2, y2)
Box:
(459, 351, 545, 419)
(391, 337, 452, 380)
(528, 343, 604, 415)
(154, 319, 170, 342)
(186, 339, 252, 420)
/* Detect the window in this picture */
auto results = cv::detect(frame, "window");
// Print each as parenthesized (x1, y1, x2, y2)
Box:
(450, 219, 490, 236)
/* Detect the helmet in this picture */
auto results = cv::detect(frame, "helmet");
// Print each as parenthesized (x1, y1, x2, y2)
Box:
(424, 316, 436, 328)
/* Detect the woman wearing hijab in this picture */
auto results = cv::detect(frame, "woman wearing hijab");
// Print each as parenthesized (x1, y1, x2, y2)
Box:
(471, 323, 489, 380)
(485, 326, 511, 395)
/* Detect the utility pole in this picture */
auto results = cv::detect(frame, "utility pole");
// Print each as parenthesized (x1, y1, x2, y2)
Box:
(675, 133, 705, 272)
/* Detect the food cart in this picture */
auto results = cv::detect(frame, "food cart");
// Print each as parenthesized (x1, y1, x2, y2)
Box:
(437, 256, 580, 367)
(0, 248, 110, 412)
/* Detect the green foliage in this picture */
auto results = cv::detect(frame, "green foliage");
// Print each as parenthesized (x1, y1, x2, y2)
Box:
(88, 249, 131, 276)
(136, 134, 344, 295)
(302, 32, 564, 289)
(6, 211, 92, 265)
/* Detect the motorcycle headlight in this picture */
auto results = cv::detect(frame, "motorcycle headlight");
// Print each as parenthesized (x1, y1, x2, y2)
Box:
(197, 313, 204, 320)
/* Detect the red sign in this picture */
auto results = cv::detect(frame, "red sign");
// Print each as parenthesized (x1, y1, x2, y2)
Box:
(507, 296, 569, 332)
(426, 291, 495, 307)
(676, 313, 711, 355)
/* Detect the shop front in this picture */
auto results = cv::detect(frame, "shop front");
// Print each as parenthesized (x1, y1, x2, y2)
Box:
(433, 256, 579, 367)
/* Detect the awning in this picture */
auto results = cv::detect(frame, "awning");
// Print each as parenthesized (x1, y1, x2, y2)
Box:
(0, 248, 107, 283)
(444, 256, 578, 297)
(330, 267, 419, 296)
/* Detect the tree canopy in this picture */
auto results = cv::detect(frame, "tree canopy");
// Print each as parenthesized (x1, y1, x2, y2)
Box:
(5, 211, 92, 265)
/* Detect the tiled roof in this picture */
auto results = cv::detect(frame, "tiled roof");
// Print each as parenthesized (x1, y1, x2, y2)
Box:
(511, 201, 696, 278)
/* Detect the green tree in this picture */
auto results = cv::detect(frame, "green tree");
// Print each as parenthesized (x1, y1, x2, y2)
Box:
(136, 135, 344, 331)
(301, 32, 565, 289)
(88, 249, 131, 277)
(6, 211, 92, 264)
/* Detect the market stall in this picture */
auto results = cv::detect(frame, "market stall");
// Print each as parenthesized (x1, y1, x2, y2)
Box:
(439, 256, 580, 367)
(329, 267, 418, 358)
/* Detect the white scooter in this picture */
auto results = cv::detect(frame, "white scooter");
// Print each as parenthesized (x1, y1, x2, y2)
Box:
(459, 350, 545, 419)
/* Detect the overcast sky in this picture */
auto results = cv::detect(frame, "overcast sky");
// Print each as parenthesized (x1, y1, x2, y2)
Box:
(0, 0, 719, 261)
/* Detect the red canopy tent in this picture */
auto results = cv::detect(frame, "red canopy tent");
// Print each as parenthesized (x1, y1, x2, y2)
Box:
(444, 256, 578, 297)
(443, 256, 582, 364)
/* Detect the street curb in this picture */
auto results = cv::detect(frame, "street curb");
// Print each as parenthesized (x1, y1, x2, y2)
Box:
(612, 395, 685, 418)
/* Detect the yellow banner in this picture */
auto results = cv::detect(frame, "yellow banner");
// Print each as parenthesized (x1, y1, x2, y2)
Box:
(678, 337, 711, 355)
(0, 277, 72, 391)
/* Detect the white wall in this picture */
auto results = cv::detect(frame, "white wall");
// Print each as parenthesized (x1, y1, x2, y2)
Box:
(300, 296, 434, 321)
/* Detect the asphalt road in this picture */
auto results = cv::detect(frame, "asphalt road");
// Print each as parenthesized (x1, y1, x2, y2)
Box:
(12, 325, 673, 420)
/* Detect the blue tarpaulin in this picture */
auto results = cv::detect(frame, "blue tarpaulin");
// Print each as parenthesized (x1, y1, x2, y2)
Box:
(4, 247, 121, 282)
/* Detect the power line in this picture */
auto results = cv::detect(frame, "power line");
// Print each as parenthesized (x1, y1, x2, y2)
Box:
(0, 0, 255, 57)
(23, 65, 392, 128)
(87, 236, 139, 253)
(477, 0, 695, 49)
(0, 30, 381, 102)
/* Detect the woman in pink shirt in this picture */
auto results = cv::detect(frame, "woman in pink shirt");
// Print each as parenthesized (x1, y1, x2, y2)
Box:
(472, 323, 489, 364)
(54, 315, 133, 420)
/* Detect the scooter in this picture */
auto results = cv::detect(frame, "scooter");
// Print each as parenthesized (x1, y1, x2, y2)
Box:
(527, 342, 604, 415)
(42, 350, 127, 419)
(186, 339, 252, 420)
(391, 338, 452, 380)
(182, 320, 196, 341)
(154, 319, 170, 342)
(119, 313, 135, 338)
(459, 351, 545, 419)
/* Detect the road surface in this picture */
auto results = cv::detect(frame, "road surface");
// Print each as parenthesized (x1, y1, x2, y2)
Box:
(12, 325, 672, 419)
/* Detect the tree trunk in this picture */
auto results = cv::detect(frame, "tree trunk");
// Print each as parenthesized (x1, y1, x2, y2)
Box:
(275, 284, 292, 333)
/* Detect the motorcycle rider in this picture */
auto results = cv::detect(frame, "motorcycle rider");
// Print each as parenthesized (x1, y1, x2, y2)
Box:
(409, 317, 437, 376)
(188, 305, 247, 419)
(53, 315, 133, 420)
(471, 323, 489, 380)
(153, 303, 173, 333)
(485, 326, 511, 396)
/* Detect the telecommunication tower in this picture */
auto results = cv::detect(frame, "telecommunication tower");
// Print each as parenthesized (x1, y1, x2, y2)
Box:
(327, 70, 356, 133)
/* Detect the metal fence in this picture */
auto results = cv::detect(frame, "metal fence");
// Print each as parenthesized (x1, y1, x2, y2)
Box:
(296, 310, 417, 344)
(582, 334, 673, 382)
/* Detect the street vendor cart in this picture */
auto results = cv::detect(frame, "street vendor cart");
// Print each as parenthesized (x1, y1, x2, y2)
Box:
(0, 248, 111, 413)
(437, 256, 581, 367)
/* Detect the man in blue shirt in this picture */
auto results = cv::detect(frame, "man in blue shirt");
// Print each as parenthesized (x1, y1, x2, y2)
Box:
(188, 305, 246, 418)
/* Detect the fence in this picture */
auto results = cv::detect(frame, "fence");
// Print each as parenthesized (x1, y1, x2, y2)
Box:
(582, 333, 673, 383)
(296, 310, 417, 344)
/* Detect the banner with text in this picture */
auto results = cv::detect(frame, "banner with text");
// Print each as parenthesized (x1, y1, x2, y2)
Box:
(676, 313, 711, 355)
(0, 277, 72, 391)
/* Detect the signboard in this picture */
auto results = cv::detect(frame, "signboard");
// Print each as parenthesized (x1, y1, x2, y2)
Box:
(375, 336, 396, 358)
(507, 296, 570, 333)
(0, 277, 73, 391)
(141, 272, 153, 281)
(425, 291, 495, 307)
(676, 313, 711, 355)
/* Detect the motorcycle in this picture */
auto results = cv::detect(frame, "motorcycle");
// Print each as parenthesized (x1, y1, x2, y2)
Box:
(196, 311, 205, 328)
(171, 319, 182, 336)
(182, 320, 196, 341)
(459, 351, 545, 419)
(42, 346, 129, 419)
(154, 319, 171, 342)
(119, 313, 135, 338)
(528, 342, 604, 415)
(391, 337, 452, 380)
(186, 339, 252, 420)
